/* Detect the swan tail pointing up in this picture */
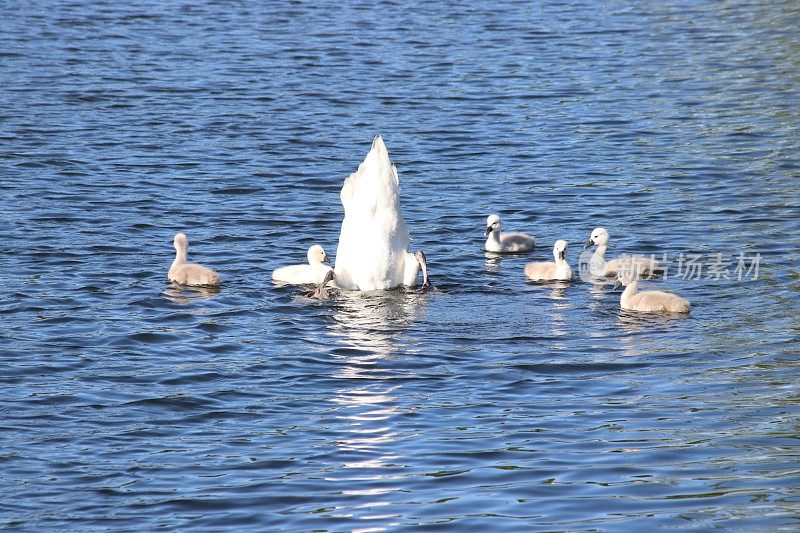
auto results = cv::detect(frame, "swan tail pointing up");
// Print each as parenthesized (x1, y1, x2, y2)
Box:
(334, 136, 413, 291)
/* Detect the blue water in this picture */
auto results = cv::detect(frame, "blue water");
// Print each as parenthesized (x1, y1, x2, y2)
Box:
(2, 1, 799, 530)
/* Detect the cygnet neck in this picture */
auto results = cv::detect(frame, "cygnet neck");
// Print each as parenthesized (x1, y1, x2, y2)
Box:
(173, 247, 188, 267)
(621, 279, 639, 305)
(593, 244, 607, 258)
(588, 244, 608, 276)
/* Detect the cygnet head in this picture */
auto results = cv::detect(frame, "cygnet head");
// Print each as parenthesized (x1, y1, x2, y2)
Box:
(307, 244, 328, 264)
(584, 227, 609, 249)
(174, 233, 188, 251)
(613, 268, 638, 290)
(486, 214, 502, 236)
(553, 239, 568, 261)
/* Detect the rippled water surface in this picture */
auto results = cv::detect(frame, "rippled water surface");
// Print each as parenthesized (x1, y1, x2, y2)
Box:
(2, 1, 800, 530)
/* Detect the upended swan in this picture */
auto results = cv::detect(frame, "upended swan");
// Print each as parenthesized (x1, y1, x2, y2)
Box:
(524, 239, 573, 281)
(272, 244, 332, 285)
(485, 214, 534, 253)
(168, 233, 221, 287)
(583, 227, 660, 277)
(615, 270, 690, 314)
(333, 136, 428, 291)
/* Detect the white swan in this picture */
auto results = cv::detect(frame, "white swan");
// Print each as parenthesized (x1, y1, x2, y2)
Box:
(485, 214, 534, 253)
(272, 244, 332, 285)
(524, 239, 573, 281)
(333, 136, 428, 290)
(583, 227, 660, 277)
(615, 270, 690, 314)
(168, 233, 221, 287)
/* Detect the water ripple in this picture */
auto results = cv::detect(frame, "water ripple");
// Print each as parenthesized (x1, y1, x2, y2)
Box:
(1, 0, 799, 531)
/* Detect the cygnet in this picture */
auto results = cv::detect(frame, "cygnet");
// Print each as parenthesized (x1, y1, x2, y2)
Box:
(584, 227, 660, 277)
(615, 270, 690, 314)
(272, 244, 332, 285)
(485, 214, 534, 253)
(168, 233, 221, 287)
(524, 239, 573, 281)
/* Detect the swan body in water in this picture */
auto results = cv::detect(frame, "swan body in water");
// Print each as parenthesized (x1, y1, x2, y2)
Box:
(333, 136, 428, 290)
(524, 239, 573, 281)
(583, 227, 660, 277)
(272, 244, 332, 285)
(485, 214, 534, 253)
(168, 233, 221, 287)
(615, 270, 690, 314)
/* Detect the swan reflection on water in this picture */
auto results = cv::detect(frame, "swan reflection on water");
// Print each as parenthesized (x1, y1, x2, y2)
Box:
(523, 279, 573, 345)
(614, 308, 691, 358)
(524, 279, 571, 300)
(327, 288, 430, 359)
(484, 249, 536, 274)
(320, 289, 430, 513)
(585, 277, 612, 316)
(617, 308, 690, 334)
(483, 251, 504, 273)
(324, 380, 405, 515)
(162, 283, 221, 305)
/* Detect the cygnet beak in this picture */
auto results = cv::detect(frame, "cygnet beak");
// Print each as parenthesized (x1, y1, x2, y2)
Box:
(485, 226, 493, 236)
(322, 256, 331, 264)
(583, 238, 594, 249)
(613, 279, 621, 291)
(559, 250, 566, 260)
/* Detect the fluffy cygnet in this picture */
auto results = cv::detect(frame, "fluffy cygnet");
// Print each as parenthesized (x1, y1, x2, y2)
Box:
(524, 239, 573, 281)
(584, 227, 660, 277)
(168, 233, 221, 287)
(301, 269, 336, 300)
(615, 270, 690, 314)
(484, 214, 535, 253)
(272, 245, 333, 285)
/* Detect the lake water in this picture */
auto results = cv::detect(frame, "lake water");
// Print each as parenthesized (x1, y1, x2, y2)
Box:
(2, 1, 799, 530)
